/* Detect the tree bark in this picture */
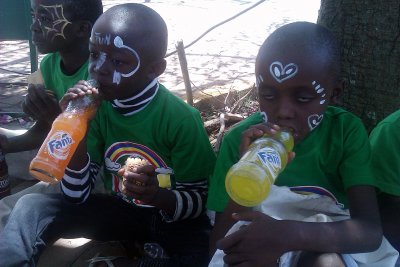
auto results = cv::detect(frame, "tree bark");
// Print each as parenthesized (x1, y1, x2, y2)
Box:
(318, 0, 400, 131)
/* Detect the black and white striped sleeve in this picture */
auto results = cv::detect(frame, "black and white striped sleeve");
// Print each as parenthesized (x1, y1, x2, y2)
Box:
(160, 179, 208, 222)
(60, 153, 101, 204)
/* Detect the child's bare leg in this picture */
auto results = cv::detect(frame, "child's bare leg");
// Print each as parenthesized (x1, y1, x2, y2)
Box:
(296, 252, 345, 267)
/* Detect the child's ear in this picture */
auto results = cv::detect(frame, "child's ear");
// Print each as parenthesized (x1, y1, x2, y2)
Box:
(329, 79, 344, 105)
(147, 59, 167, 80)
(76, 21, 92, 38)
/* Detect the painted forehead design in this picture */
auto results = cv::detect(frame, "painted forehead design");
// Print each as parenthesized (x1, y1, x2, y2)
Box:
(269, 61, 298, 83)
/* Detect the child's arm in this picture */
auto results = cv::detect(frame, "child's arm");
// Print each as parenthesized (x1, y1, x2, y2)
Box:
(217, 185, 382, 266)
(1, 84, 61, 154)
(0, 121, 50, 153)
(379, 193, 400, 250)
(58, 81, 100, 203)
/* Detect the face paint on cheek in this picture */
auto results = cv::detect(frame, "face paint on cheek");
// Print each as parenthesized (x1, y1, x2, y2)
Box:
(95, 52, 107, 71)
(269, 61, 298, 83)
(113, 71, 122, 85)
(41, 5, 72, 41)
(256, 75, 264, 88)
(307, 114, 324, 131)
(312, 81, 326, 105)
(113, 36, 141, 78)
(260, 111, 268, 123)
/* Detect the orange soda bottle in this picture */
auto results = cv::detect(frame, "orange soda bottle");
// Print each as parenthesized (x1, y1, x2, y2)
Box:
(225, 130, 294, 207)
(29, 80, 99, 183)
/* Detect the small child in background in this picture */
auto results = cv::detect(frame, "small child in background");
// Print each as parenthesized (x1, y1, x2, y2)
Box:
(207, 21, 398, 267)
(0, 3, 216, 267)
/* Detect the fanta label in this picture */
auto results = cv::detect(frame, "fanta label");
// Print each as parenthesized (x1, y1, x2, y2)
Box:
(257, 147, 281, 169)
(47, 131, 74, 160)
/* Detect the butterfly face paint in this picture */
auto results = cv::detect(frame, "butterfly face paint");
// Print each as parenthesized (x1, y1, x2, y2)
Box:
(308, 114, 324, 131)
(269, 61, 298, 83)
(312, 81, 327, 105)
(112, 36, 141, 85)
(37, 5, 72, 42)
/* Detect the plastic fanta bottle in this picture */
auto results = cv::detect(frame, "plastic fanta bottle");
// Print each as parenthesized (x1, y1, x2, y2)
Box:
(29, 80, 99, 183)
(225, 130, 294, 207)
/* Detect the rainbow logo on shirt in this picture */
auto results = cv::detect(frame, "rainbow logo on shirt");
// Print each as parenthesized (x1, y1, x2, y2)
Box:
(104, 141, 169, 206)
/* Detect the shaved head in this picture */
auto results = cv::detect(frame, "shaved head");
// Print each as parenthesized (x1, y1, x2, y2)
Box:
(96, 3, 168, 62)
(257, 22, 341, 82)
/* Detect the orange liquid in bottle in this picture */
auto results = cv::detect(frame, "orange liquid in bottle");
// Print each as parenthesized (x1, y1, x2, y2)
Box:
(29, 98, 97, 183)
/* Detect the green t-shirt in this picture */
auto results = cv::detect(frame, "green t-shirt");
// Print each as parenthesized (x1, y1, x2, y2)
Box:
(369, 110, 400, 196)
(207, 106, 376, 212)
(40, 52, 89, 101)
(87, 85, 216, 205)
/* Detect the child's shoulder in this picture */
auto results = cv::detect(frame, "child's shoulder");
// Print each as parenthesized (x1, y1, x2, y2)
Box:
(39, 52, 60, 69)
(374, 109, 400, 129)
(323, 106, 364, 128)
(157, 84, 199, 115)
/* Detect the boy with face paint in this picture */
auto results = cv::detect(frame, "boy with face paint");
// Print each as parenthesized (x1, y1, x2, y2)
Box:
(0, 0, 103, 228)
(207, 22, 398, 266)
(0, 3, 216, 267)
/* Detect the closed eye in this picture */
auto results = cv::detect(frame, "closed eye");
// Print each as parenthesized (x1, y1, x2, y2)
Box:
(297, 96, 314, 103)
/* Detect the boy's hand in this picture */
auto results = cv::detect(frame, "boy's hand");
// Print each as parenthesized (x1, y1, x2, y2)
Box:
(119, 165, 160, 204)
(22, 84, 61, 124)
(240, 123, 295, 161)
(217, 211, 285, 267)
(59, 80, 101, 116)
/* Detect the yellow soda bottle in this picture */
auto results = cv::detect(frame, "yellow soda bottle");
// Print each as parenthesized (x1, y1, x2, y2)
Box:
(225, 130, 294, 207)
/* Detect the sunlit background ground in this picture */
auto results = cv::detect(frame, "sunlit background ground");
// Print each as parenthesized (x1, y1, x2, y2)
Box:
(1, 0, 320, 108)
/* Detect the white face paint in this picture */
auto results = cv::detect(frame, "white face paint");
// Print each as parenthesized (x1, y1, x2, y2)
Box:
(112, 36, 141, 85)
(269, 61, 298, 83)
(260, 111, 268, 123)
(95, 52, 107, 71)
(312, 81, 326, 105)
(256, 75, 264, 89)
(39, 5, 72, 41)
(93, 32, 111, 46)
(307, 114, 324, 131)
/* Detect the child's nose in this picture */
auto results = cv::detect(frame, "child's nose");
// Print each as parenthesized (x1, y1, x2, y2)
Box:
(276, 101, 295, 120)
(30, 18, 41, 32)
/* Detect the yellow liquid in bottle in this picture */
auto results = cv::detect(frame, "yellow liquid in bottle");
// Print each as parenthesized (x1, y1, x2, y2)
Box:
(226, 130, 294, 207)
(226, 162, 273, 207)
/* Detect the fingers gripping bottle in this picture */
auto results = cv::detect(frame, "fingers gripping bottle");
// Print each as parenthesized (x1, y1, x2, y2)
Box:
(29, 80, 99, 183)
(225, 130, 294, 207)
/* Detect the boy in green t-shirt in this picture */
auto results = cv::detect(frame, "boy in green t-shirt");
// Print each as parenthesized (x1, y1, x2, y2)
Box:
(370, 110, 400, 252)
(208, 22, 397, 266)
(1, 0, 102, 156)
(0, 4, 216, 267)
(0, 0, 103, 229)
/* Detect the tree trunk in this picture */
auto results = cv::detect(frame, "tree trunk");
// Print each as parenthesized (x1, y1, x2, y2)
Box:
(318, 0, 400, 132)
